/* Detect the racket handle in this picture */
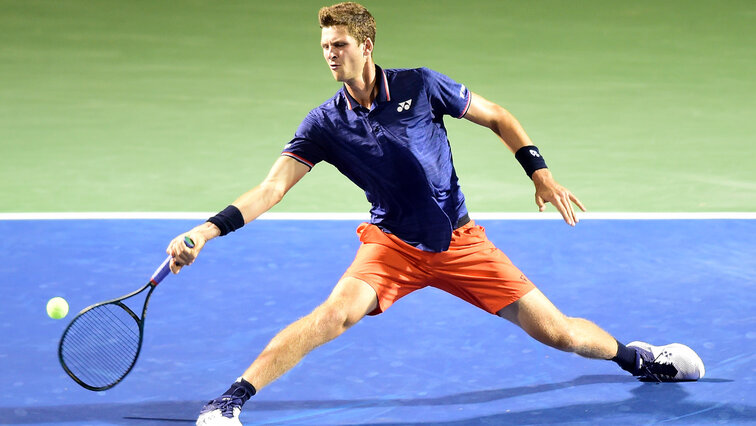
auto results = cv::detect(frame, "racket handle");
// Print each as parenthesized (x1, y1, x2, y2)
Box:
(150, 236, 195, 285)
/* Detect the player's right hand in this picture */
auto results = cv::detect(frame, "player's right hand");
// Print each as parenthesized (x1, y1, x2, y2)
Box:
(167, 231, 207, 274)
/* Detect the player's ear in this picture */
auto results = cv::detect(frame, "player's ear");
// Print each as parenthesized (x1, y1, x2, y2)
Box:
(363, 38, 373, 57)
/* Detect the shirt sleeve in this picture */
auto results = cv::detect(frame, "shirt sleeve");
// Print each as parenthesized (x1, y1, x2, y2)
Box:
(281, 112, 328, 169)
(421, 67, 472, 119)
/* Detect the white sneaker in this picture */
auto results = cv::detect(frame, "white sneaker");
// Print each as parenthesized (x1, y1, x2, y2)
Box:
(197, 377, 256, 426)
(627, 341, 705, 382)
(196, 404, 242, 426)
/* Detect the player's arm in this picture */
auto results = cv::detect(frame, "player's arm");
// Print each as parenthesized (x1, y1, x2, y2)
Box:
(462, 91, 585, 226)
(168, 156, 310, 272)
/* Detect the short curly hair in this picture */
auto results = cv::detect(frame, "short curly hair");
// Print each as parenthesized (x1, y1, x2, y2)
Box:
(318, 2, 376, 45)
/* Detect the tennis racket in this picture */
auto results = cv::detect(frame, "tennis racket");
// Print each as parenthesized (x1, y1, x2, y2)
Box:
(58, 236, 194, 391)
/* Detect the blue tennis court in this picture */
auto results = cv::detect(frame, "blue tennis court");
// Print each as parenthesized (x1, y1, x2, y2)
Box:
(2, 218, 754, 424)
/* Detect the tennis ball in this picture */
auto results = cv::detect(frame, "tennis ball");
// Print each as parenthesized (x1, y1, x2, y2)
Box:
(46, 297, 69, 319)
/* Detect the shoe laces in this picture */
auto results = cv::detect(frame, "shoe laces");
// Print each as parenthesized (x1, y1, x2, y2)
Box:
(204, 385, 253, 418)
(638, 348, 678, 382)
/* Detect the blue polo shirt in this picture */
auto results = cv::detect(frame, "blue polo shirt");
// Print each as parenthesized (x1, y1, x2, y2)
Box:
(282, 65, 472, 252)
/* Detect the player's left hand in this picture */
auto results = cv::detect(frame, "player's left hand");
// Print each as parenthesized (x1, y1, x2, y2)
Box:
(531, 169, 586, 226)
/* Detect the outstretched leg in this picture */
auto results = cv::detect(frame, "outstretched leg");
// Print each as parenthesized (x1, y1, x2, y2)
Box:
(243, 276, 378, 389)
(197, 277, 378, 425)
(497, 288, 618, 359)
(497, 288, 705, 382)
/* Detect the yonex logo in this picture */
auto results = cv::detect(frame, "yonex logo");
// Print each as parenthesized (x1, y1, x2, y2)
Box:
(397, 99, 412, 112)
(529, 149, 541, 158)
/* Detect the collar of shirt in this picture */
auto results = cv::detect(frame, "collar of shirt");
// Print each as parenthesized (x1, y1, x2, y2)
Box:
(340, 65, 391, 112)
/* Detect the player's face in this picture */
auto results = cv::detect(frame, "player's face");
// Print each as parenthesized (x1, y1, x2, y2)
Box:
(321, 26, 369, 82)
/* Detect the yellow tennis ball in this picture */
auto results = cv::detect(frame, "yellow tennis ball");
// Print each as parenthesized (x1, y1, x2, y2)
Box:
(46, 297, 69, 319)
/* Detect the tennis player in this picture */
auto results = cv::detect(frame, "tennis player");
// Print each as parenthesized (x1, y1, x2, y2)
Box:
(168, 3, 705, 424)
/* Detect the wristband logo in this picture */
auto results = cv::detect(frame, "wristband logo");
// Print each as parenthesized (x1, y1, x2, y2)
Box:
(529, 149, 541, 158)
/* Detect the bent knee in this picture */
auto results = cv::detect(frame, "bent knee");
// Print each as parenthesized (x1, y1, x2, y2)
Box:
(312, 304, 351, 337)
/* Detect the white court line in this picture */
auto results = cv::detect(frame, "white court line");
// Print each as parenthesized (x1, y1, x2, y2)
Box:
(0, 212, 754, 220)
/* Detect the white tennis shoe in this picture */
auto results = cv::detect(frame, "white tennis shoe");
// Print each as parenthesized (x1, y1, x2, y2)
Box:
(196, 403, 242, 426)
(627, 341, 705, 382)
(196, 377, 256, 426)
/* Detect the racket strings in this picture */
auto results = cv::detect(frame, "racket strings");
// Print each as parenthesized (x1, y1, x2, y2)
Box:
(63, 316, 138, 386)
(63, 307, 139, 386)
(60, 303, 142, 389)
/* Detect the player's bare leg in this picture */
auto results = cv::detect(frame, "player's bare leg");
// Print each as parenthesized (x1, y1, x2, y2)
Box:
(242, 276, 378, 389)
(497, 288, 704, 381)
(497, 288, 618, 359)
(196, 277, 378, 425)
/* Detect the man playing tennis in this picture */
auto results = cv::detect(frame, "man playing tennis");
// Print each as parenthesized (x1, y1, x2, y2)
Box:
(167, 3, 705, 424)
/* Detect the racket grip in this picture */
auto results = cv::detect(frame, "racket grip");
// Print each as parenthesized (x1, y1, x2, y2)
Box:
(150, 236, 195, 285)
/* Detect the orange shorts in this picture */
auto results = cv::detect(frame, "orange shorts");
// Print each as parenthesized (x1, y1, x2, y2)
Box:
(342, 221, 535, 316)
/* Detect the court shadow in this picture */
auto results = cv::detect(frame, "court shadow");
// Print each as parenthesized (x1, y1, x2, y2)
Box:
(3, 375, 748, 424)
(4, 400, 201, 424)
(251, 374, 638, 410)
(360, 381, 754, 425)
(0, 375, 631, 423)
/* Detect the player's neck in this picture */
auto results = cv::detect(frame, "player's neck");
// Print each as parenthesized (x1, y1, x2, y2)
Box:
(344, 60, 377, 109)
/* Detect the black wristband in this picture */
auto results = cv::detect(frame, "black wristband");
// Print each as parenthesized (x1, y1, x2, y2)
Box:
(207, 205, 245, 236)
(515, 145, 548, 178)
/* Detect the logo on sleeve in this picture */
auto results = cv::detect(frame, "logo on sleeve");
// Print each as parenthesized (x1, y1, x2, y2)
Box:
(459, 84, 466, 98)
(397, 99, 412, 112)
